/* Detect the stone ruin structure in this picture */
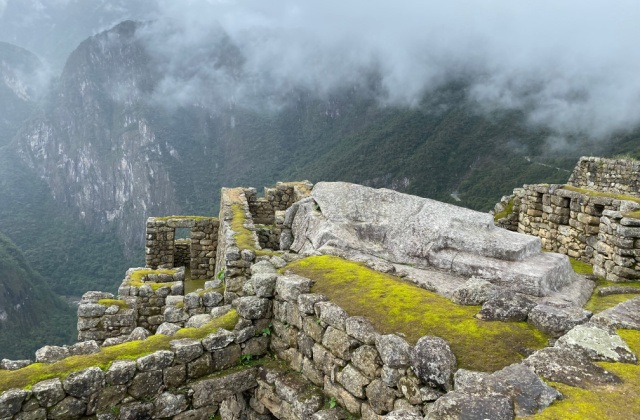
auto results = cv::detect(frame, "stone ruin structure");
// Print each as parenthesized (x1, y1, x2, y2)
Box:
(493, 156, 640, 283)
(2, 176, 639, 420)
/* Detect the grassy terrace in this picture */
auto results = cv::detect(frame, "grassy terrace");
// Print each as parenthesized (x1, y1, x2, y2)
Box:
(0, 311, 238, 393)
(286, 255, 548, 372)
(525, 329, 640, 420)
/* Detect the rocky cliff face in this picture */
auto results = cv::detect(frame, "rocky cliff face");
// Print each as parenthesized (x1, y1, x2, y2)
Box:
(11, 20, 589, 256)
(16, 22, 179, 254)
(0, 42, 43, 147)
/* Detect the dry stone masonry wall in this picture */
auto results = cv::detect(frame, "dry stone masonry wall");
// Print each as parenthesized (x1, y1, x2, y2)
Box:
(5, 176, 640, 420)
(568, 156, 640, 195)
(145, 217, 219, 279)
(493, 157, 640, 282)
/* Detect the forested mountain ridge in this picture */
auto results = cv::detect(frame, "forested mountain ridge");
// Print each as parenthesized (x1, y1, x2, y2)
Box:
(0, 233, 76, 359)
(14, 20, 638, 260)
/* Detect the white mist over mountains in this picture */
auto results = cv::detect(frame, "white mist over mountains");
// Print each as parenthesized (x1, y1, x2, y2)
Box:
(2, 0, 639, 141)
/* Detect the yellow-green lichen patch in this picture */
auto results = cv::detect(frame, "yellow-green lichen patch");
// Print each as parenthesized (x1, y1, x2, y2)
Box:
(286, 256, 548, 372)
(494, 198, 515, 222)
(97, 299, 129, 310)
(0, 311, 239, 393)
(562, 186, 640, 206)
(523, 329, 640, 420)
(231, 204, 279, 257)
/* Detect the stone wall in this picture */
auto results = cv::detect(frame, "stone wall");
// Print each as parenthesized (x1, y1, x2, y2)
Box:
(494, 182, 640, 281)
(0, 324, 271, 420)
(77, 292, 137, 345)
(145, 217, 219, 279)
(268, 273, 447, 418)
(246, 182, 313, 225)
(568, 156, 640, 196)
(215, 188, 258, 305)
(594, 211, 640, 282)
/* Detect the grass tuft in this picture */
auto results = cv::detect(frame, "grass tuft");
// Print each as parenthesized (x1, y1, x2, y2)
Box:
(286, 255, 548, 372)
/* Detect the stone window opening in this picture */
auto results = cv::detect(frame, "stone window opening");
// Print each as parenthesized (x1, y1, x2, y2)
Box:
(593, 204, 605, 217)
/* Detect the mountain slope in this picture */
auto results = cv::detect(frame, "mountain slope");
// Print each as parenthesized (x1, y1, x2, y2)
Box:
(10, 20, 640, 259)
(0, 232, 76, 360)
(0, 42, 43, 147)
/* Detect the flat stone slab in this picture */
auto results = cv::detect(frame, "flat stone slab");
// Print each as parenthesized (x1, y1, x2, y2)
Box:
(454, 363, 561, 417)
(591, 297, 640, 330)
(289, 182, 578, 298)
(523, 347, 621, 389)
(555, 324, 637, 364)
(598, 286, 640, 297)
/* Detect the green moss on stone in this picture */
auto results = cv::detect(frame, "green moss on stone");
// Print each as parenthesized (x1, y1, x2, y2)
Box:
(97, 299, 129, 310)
(494, 198, 515, 222)
(127, 269, 178, 290)
(523, 330, 640, 419)
(285, 255, 548, 372)
(231, 204, 279, 257)
(569, 258, 593, 275)
(0, 311, 239, 393)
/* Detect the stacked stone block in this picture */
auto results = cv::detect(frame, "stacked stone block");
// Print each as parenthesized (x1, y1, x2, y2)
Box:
(268, 273, 451, 418)
(594, 211, 640, 282)
(145, 217, 219, 279)
(117, 268, 185, 333)
(568, 156, 640, 197)
(508, 184, 619, 263)
(491, 190, 522, 232)
(77, 292, 137, 345)
(215, 188, 258, 305)
(246, 181, 313, 225)
(0, 336, 268, 420)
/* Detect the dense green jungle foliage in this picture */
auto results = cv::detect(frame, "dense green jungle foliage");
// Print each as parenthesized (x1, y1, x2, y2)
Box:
(0, 233, 76, 359)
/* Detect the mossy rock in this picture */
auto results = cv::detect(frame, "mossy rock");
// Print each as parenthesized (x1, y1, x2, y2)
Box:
(522, 330, 640, 419)
(231, 204, 279, 257)
(494, 198, 515, 222)
(97, 299, 129, 310)
(0, 311, 238, 392)
(285, 255, 548, 372)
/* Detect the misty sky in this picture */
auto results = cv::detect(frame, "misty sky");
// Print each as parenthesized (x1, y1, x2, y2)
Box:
(1, 0, 639, 140)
